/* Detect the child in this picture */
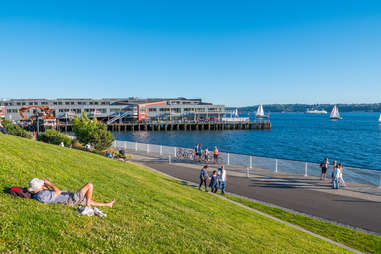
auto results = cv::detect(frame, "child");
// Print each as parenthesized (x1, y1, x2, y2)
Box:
(209, 170, 218, 193)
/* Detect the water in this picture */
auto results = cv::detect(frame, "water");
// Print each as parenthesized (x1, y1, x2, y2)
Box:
(113, 112, 381, 171)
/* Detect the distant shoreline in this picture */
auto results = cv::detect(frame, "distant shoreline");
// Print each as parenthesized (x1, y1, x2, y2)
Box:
(228, 103, 381, 113)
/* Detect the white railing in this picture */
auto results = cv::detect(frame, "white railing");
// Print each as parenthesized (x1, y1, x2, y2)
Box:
(113, 140, 381, 188)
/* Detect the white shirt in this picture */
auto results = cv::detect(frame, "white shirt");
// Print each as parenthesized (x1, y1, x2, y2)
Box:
(220, 170, 226, 182)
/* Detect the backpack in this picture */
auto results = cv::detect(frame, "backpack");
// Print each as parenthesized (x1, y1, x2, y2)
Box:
(8, 186, 32, 199)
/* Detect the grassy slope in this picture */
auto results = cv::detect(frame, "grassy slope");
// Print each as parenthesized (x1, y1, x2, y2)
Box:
(0, 135, 349, 253)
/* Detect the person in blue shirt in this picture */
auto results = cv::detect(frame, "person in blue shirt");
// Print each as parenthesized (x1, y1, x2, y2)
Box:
(197, 144, 203, 162)
(28, 178, 115, 208)
(209, 170, 218, 193)
(199, 165, 209, 192)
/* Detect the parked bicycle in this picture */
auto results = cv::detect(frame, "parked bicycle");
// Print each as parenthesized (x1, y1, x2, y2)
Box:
(176, 148, 194, 161)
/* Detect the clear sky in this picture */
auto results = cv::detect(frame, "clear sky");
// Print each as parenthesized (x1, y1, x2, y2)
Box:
(0, 1, 380, 106)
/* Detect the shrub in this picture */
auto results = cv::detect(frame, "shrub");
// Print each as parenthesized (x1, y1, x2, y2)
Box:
(37, 129, 72, 146)
(1, 119, 32, 139)
(72, 113, 114, 151)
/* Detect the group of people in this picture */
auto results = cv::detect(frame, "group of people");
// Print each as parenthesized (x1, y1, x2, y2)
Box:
(199, 165, 227, 194)
(320, 157, 345, 189)
(194, 144, 219, 163)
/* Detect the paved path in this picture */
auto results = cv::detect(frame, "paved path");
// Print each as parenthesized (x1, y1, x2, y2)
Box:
(135, 161, 362, 254)
(130, 153, 381, 234)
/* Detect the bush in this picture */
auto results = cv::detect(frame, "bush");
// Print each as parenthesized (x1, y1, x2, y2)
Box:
(37, 129, 72, 146)
(72, 113, 114, 151)
(1, 119, 32, 139)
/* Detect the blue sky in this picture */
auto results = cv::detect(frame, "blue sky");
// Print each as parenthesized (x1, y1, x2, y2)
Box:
(0, 1, 380, 106)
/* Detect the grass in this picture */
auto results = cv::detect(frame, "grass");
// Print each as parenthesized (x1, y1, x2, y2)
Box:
(0, 135, 353, 253)
(224, 194, 381, 254)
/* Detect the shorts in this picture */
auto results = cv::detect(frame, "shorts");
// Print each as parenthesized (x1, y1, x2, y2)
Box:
(66, 190, 87, 206)
(214, 154, 218, 159)
(321, 167, 327, 174)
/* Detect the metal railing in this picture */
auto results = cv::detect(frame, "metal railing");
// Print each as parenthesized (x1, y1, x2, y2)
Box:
(113, 140, 381, 188)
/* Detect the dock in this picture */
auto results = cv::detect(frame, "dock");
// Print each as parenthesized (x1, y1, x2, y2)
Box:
(57, 120, 271, 132)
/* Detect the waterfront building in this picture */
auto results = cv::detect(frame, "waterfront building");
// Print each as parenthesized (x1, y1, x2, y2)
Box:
(0, 98, 225, 122)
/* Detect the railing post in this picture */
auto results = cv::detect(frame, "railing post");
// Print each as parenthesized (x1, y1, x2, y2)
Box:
(227, 153, 230, 165)
(174, 147, 177, 157)
(135, 142, 138, 151)
(160, 145, 162, 156)
(169, 155, 171, 164)
(249, 156, 253, 168)
(147, 144, 149, 154)
(304, 162, 308, 177)
(246, 167, 249, 177)
(275, 159, 278, 173)
(124, 141, 127, 152)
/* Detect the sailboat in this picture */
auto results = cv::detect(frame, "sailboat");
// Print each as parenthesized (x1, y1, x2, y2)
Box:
(378, 113, 381, 125)
(232, 108, 239, 118)
(330, 105, 342, 120)
(255, 104, 269, 119)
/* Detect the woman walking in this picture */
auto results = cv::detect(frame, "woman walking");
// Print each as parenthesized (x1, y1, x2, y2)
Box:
(338, 163, 346, 187)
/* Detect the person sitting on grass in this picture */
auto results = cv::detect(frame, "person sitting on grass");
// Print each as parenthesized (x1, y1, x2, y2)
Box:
(28, 178, 115, 208)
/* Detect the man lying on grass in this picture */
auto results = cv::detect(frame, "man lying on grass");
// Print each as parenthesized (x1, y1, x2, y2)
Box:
(28, 178, 115, 208)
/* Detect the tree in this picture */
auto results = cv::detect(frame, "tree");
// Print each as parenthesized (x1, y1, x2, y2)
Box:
(1, 119, 32, 139)
(72, 113, 114, 151)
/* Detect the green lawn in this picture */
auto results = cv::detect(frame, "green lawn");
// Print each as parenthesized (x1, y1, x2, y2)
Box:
(225, 195, 381, 254)
(0, 135, 351, 253)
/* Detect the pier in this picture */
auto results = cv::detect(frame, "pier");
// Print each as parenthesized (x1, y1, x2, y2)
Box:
(58, 120, 271, 132)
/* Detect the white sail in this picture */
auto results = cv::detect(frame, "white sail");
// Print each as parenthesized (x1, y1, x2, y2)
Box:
(330, 105, 341, 119)
(234, 108, 239, 118)
(256, 104, 265, 116)
(378, 113, 381, 123)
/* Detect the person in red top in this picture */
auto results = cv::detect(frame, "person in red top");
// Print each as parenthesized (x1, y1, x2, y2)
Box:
(213, 146, 219, 163)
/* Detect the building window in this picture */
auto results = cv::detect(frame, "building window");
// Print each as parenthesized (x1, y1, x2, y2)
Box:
(65, 102, 70, 105)
(159, 108, 170, 112)
(149, 108, 157, 112)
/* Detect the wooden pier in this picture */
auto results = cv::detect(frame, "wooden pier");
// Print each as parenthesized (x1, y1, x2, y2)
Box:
(58, 120, 271, 132)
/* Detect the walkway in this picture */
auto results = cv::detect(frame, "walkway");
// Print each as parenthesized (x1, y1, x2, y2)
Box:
(129, 152, 381, 234)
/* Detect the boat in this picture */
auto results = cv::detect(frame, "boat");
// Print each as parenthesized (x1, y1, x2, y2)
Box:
(330, 105, 342, 120)
(255, 104, 269, 119)
(305, 108, 328, 114)
(378, 113, 381, 124)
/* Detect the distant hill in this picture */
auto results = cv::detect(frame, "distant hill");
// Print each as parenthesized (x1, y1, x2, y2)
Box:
(228, 103, 381, 113)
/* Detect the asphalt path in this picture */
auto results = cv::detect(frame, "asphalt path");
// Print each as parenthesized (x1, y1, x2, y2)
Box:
(135, 159, 381, 234)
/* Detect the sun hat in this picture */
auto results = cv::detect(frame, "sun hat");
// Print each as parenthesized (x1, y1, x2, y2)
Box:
(28, 178, 44, 192)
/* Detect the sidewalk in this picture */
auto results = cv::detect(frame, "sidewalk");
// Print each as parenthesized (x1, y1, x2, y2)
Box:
(129, 152, 381, 234)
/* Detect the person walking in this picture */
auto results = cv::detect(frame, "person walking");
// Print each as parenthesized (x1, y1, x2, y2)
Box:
(338, 163, 346, 187)
(331, 161, 337, 180)
(199, 165, 209, 192)
(320, 157, 329, 180)
(332, 165, 339, 189)
(218, 165, 227, 195)
(203, 147, 209, 162)
(197, 144, 203, 162)
(194, 144, 199, 160)
(209, 170, 218, 193)
(213, 146, 219, 163)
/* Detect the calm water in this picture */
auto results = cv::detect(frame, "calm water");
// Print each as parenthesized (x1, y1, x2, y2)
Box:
(113, 112, 381, 171)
